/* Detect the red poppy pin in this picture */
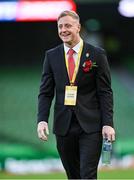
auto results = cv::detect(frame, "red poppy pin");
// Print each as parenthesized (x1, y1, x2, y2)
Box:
(82, 51, 97, 72)
(82, 60, 97, 72)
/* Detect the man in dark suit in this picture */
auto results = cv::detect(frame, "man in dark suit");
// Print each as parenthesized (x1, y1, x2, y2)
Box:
(37, 10, 115, 179)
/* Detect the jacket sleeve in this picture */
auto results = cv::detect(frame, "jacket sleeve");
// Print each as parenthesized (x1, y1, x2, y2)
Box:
(37, 51, 55, 123)
(95, 48, 114, 127)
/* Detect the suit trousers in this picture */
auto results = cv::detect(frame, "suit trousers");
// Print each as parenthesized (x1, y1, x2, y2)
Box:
(56, 112, 102, 180)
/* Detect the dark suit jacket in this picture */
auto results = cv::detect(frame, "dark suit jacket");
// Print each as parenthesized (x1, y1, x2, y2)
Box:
(37, 42, 113, 136)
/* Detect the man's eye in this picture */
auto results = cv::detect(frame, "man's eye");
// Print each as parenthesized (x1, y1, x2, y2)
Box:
(66, 24, 71, 28)
(58, 25, 62, 29)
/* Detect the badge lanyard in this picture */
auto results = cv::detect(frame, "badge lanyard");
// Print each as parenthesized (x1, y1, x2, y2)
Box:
(64, 40, 83, 85)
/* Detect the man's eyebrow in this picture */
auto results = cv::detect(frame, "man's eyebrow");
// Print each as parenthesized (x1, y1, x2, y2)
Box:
(58, 23, 72, 26)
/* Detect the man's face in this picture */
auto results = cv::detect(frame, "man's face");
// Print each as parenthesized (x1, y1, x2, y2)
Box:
(57, 15, 80, 46)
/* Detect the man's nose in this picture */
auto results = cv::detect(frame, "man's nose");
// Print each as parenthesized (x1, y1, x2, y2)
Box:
(61, 26, 66, 32)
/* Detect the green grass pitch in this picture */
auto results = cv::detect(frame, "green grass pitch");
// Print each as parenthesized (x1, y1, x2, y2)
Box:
(0, 168, 134, 179)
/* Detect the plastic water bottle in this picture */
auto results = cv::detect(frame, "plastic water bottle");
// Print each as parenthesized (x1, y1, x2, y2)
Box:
(102, 139, 112, 165)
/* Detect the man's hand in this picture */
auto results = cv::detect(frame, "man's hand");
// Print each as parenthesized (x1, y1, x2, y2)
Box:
(37, 121, 49, 141)
(102, 125, 115, 142)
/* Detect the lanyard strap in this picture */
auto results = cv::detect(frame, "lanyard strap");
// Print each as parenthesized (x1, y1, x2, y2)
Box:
(65, 40, 83, 85)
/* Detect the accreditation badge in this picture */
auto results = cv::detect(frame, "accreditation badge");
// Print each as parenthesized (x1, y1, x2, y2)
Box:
(64, 86, 77, 106)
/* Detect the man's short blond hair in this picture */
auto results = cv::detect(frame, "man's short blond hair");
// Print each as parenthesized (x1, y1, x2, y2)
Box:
(57, 10, 80, 23)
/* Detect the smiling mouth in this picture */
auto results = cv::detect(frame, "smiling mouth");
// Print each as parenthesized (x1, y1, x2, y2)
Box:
(60, 32, 71, 37)
(62, 34, 71, 38)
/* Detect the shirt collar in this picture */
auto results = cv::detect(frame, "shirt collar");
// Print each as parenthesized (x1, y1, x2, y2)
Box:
(64, 38, 83, 54)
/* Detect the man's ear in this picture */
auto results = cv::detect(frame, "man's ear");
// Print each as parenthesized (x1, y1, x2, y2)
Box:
(77, 23, 81, 33)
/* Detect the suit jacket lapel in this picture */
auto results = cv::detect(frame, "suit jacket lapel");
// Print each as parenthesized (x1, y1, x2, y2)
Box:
(75, 42, 87, 84)
(75, 42, 94, 85)
(58, 45, 70, 84)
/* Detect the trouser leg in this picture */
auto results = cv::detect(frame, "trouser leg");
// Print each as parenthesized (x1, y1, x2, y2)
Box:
(56, 134, 80, 179)
(56, 114, 81, 179)
(79, 132, 102, 179)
